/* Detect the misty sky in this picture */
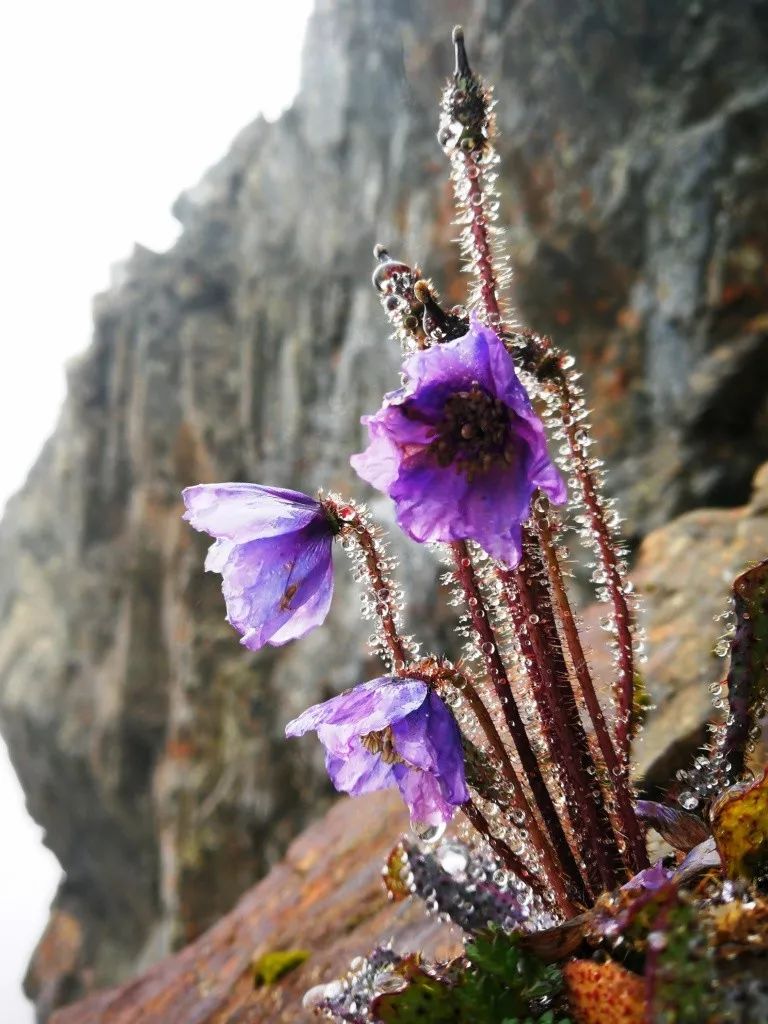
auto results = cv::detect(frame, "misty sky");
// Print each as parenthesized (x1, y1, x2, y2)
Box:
(0, 3, 312, 1019)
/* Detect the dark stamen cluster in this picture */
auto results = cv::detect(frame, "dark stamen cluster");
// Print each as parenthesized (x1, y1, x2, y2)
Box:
(430, 385, 513, 481)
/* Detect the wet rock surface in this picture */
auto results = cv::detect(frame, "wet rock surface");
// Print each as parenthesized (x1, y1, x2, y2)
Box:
(1, 0, 767, 1016)
(633, 462, 768, 788)
(49, 791, 461, 1024)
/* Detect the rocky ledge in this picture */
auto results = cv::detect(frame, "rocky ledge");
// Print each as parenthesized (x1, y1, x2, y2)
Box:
(49, 790, 460, 1024)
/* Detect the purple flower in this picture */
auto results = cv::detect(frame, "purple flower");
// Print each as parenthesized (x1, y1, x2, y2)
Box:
(182, 483, 336, 650)
(351, 315, 566, 567)
(285, 677, 469, 825)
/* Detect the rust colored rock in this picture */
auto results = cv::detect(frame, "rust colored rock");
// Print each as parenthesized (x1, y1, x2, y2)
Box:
(26, 911, 86, 1020)
(50, 790, 461, 1024)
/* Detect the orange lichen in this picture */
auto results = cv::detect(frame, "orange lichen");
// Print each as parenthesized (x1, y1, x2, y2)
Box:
(563, 959, 646, 1024)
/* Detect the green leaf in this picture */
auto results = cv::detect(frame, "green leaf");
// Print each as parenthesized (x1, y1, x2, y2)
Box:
(371, 932, 569, 1024)
(373, 965, 461, 1023)
(460, 931, 569, 1024)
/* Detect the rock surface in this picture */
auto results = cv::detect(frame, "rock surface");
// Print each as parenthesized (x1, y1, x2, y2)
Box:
(49, 790, 461, 1024)
(633, 462, 768, 787)
(1, 0, 767, 1017)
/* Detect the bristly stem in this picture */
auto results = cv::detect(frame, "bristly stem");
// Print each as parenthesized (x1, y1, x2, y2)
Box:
(554, 370, 636, 772)
(461, 800, 575, 916)
(441, 33, 593, 899)
(451, 541, 589, 904)
(460, 801, 538, 897)
(498, 549, 624, 893)
(463, 155, 502, 325)
(444, 666, 577, 912)
(533, 504, 648, 873)
(325, 498, 409, 671)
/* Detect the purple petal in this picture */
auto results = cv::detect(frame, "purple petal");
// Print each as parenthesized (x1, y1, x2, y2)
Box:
(401, 317, 495, 395)
(515, 417, 567, 506)
(352, 316, 565, 564)
(285, 677, 428, 746)
(183, 482, 323, 543)
(393, 764, 457, 826)
(389, 460, 471, 545)
(423, 690, 470, 806)
(390, 456, 530, 567)
(325, 740, 397, 796)
(351, 405, 435, 492)
(204, 538, 236, 573)
(218, 525, 333, 649)
(267, 562, 334, 646)
(350, 415, 403, 492)
(391, 691, 469, 819)
(390, 705, 435, 772)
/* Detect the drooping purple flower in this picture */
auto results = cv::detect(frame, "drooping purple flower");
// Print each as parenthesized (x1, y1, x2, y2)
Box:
(351, 315, 566, 567)
(285, 677, 469, 825)
(182, 483, 337, 650)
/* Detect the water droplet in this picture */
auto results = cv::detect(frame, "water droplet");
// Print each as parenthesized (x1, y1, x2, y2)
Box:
(438, 843, 469, 876)
(374, 971, 407, 995)
(413, 821, 446, 844)
(302, 980, 344, 1008)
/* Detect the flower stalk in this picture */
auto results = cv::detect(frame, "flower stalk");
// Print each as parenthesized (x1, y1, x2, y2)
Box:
(498, 551, 624, 894)
(553, 368, 637, 770)
(324, 496, 410, 672)
(451, 540, 589, 904)
(532, 503, 648, 873)
(437, 24, 646, 891)
(437, 663, 580, 913)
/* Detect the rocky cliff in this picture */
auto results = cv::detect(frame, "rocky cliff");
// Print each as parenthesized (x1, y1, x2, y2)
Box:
(1, 0, 767, 1017)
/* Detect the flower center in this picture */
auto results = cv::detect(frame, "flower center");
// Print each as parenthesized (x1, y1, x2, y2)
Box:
(429, 384, 513, 480)
(360, 726, 406, 766)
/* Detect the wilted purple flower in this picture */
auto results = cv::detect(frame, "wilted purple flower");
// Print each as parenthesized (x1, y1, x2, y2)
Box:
(285, 677, 469, 825)
(182, 483, 337, 650)
(351, 315, 566, 566)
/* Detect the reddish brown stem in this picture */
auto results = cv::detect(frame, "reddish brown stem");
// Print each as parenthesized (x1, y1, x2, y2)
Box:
(451, 541, 588, 904)
(556, 373, 636, 769)
(463, 153, 502, 324)
(461, 800, 575, 916)
(498, 553, 623, 894)
(533, 505, 648, 873)
(447, 668, 576, 912)
(354, 525, 407, 670)
(327, 500, 408, 671)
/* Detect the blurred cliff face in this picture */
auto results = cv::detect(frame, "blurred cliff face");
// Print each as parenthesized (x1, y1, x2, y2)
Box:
(1, 0, 767, 1016)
